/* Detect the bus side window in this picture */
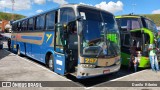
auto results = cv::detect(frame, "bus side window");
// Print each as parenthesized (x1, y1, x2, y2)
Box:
(123, 34, 131, 47)
(46, 12, 55, 30)
(35, 15, 45, 31)
(21, 20, 28, 32)
(18, 22, 21, 32)
(12, 23, 17, 32)
(60, 8, 75, 24)
(28, 18, 34, 31)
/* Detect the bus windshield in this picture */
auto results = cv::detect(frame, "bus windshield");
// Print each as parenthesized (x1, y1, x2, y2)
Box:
(142, 18, 158, 33)
(116, 18, 141, 31)
(78, 7, 120, 57)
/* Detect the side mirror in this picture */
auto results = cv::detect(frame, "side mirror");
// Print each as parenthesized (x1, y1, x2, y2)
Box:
(77, 16, 84, 35)
(76, 16, 84, 21)
(78, 21, 83, 35)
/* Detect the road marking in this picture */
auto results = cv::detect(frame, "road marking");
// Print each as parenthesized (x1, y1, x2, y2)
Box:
(85, 70, 148, 89)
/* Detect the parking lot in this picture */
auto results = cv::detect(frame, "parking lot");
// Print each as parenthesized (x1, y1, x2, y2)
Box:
(0, 37, 160, 90)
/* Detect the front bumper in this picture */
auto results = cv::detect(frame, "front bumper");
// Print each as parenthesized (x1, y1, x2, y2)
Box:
(76, 63, 121, 79)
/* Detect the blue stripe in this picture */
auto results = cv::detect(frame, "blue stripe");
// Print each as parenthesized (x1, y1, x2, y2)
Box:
(21, 36, 42, 40)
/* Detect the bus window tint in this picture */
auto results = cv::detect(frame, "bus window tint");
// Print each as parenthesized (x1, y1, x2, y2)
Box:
(17, 22, 21, 31)
(36, 15, 45, 30)
(22, 20, 28, 31)
(123, 34, 130, 47)
(28, 18, 34, 31)
(46, 12, 55, 30)
(120, 18, 141, 31)
(142, 18, 158, 33)
(60, 8, 75, 24)
(12, 22, 17, 31)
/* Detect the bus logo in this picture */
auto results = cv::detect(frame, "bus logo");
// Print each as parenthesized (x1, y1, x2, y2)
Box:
(46, 34, 52, 42)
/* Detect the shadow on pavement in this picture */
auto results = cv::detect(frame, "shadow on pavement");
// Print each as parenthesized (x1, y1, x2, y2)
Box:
(0, 49, 11, 60)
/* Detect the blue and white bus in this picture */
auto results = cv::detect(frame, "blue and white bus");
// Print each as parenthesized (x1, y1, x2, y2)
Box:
(11, 4, 121, 79)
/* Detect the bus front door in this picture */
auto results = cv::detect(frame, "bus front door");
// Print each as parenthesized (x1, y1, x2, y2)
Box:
(54, 24, 66, 75)
(54, 51, 66, 75)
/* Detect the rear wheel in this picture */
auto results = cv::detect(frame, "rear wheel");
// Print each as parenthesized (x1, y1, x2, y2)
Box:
(17, 46, 21, 56)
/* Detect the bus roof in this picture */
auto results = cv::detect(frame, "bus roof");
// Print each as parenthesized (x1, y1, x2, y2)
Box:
(115, 14, 143, 18)
(115, 14, 153, 22)
(115, 14, 151, 19)
(13, 4, 113, 23)
(61, 4, 113, 15)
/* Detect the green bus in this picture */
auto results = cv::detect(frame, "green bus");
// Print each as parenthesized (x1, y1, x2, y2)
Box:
(116, 15, 159, 68)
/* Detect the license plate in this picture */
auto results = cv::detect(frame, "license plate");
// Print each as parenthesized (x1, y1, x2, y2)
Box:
(84, 58, 97, 64)
(103, 69, 110, 74)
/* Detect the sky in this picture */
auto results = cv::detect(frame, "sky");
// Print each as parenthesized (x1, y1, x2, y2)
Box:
(0, 0, 160, 17)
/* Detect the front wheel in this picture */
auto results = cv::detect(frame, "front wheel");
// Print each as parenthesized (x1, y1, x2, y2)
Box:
(48, 54, 54, 71)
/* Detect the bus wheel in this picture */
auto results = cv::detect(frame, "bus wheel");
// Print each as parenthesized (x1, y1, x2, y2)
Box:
(17, 46, 21, 56)
(48, 54, 54, 71)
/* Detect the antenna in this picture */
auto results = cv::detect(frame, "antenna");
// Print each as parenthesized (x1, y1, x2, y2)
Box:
(132, 3, 136, 14)
(11, 0, 15, 20)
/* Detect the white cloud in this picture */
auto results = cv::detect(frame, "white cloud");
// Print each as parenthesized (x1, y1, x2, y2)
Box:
(36, 9, 43, 13)
(152, 9, 160, 14)
(0, 0, 31, 11)
(95, 1, 123, 13)
(53, 0, 68, 5)
(79, 2, 93, 6)
(34, 0, 46, 5)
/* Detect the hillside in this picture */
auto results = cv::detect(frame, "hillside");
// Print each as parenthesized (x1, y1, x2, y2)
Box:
(0, 12, 25, 21)
(143, 14, 160, 26)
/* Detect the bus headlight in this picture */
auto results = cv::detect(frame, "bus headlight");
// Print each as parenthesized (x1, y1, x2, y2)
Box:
(81, 64, 96, 68)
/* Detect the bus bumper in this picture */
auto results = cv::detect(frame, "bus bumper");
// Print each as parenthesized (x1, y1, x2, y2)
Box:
(76, 63, 121, 79)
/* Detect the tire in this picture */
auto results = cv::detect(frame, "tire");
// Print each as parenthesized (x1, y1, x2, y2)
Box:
(48, 54, 54, 71)
(17, 46, 21, 56)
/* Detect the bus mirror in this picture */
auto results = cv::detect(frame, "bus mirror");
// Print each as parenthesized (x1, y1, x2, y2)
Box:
(78, 21, 83, 35)
(76, 16, 84, 21)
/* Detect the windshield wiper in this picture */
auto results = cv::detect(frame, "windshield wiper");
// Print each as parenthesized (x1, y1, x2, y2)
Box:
(96, 24, 108, 57)
(96, 42, 107, 57)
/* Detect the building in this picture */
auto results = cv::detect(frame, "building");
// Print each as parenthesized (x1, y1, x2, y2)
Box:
(0, 20, 10, 33)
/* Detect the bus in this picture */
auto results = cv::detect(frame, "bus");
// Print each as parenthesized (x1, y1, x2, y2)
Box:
(11, 4, 121, 79)
(116, 14, 159, 68)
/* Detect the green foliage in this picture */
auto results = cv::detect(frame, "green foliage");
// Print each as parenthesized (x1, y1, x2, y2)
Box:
(0, 12, 25, 21)
(142, 14, 160, 26)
